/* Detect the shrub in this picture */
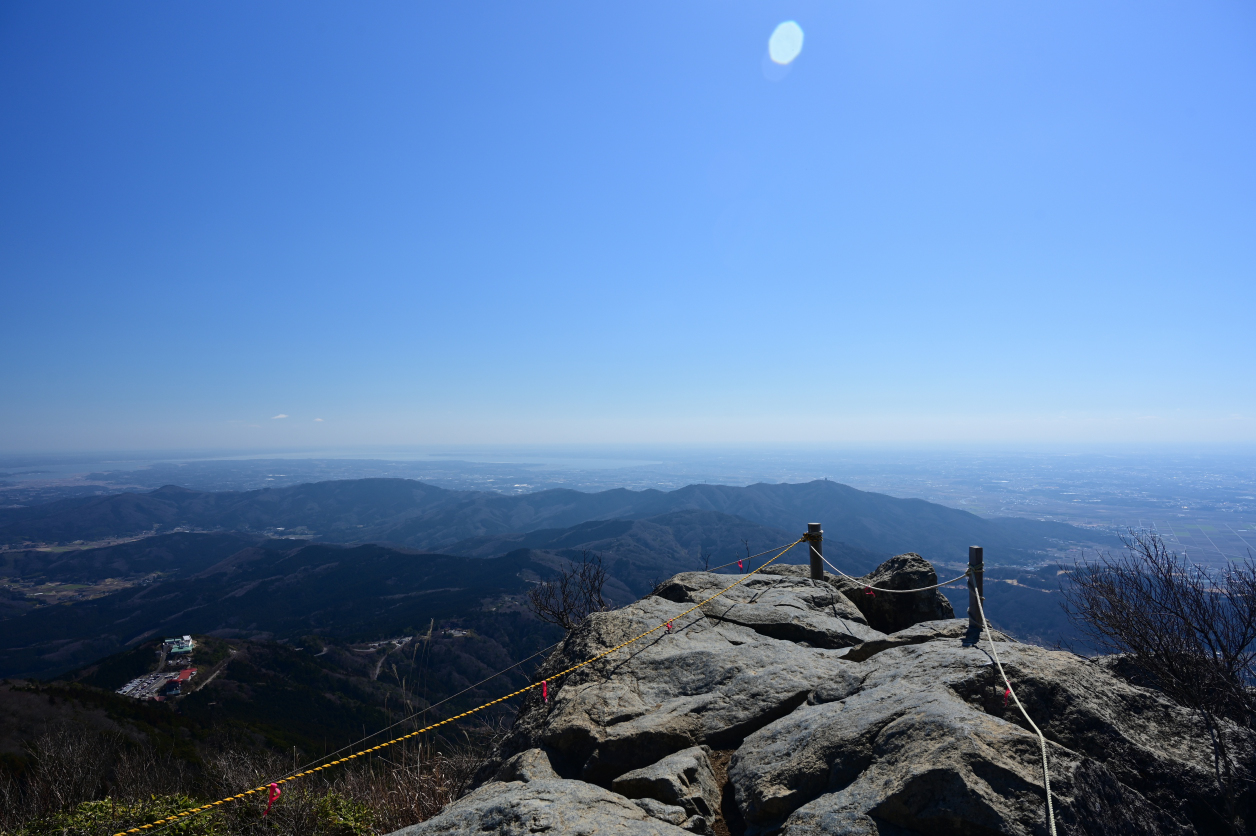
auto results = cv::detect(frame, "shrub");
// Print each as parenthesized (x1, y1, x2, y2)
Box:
(15, 794, 224, 836)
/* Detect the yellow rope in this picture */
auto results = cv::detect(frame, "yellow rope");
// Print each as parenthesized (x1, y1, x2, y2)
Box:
(112, 538, 804, 835)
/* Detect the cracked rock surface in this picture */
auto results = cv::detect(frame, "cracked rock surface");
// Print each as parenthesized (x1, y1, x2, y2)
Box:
(391, 556, 1252, 836)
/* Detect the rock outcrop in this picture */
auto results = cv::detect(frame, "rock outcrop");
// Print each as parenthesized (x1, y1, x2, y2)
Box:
(391, 555, 1253, 836)
(780, 552, 955, 634)
(398, 777, 692, 835)
(613, 745, 722, 833)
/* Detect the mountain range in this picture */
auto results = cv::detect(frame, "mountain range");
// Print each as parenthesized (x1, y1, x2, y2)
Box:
(0, 506, 883, 679)
(0, 477, 1107, 564)
(0, 476, 1106, 681)
(0, 475, 1100, 780)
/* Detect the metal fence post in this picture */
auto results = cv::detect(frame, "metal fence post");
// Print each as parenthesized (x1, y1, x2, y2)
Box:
(808, 523, 823, 580)
(968, 545, 984, 631)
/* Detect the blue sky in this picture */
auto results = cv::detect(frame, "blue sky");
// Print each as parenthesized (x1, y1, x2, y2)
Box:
(2, 1, 1254, 452)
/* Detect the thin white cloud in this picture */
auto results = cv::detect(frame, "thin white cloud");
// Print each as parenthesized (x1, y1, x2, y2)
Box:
(271, 414, 289, 419)
(314, 418, 324, 422)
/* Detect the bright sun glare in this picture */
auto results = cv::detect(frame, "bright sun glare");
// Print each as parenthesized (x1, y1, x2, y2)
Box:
(768, 20, 804, 65)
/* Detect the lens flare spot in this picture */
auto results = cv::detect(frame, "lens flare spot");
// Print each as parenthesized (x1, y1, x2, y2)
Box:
(768, 21, 804, 65)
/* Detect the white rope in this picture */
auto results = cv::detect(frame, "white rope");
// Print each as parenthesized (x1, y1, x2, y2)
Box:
(972, 577, 1058, 836)
(137, 639, 568, 836)
(706, 541, 799, 573)
(811, 545, 971, 593)
(261, 639, 565, 791)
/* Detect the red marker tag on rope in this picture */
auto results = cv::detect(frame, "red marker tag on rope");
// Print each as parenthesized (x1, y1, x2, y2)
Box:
(542, 680, 548, 703)
(1003, 686, 1012, 707)
(264, 782, 281, 816)
(864, 587, 875, 597)
(737, 560, 743, 572)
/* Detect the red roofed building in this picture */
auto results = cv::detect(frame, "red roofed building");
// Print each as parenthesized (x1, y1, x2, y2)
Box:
(159, 668, 198, 697)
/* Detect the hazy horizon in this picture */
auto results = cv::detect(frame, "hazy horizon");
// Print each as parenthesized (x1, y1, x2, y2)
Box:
(5, 442, 1255, 568)
(6, 440, 1256, 463)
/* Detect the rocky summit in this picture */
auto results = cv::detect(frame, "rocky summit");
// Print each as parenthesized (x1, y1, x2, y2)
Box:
(391, 555, 1250, 836)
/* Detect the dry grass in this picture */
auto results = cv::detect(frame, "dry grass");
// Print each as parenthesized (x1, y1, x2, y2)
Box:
(0, 724, 491, 836)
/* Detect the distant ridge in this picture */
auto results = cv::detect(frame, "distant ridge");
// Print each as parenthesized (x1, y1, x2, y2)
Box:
(442, 509, 885, 594)
(0, 477, 1106, 563)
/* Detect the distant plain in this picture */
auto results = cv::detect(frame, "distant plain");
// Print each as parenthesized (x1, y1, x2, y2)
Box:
(3, 446, 1252, 566)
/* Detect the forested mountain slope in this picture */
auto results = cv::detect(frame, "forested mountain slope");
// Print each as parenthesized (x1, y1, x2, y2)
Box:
(0, 542, 553, 679)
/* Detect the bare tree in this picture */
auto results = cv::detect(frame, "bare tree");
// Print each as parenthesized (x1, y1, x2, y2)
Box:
(527, 551, 609, 631)
(26, 725, 120, 815)
(1063, 530, 1256, 832)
